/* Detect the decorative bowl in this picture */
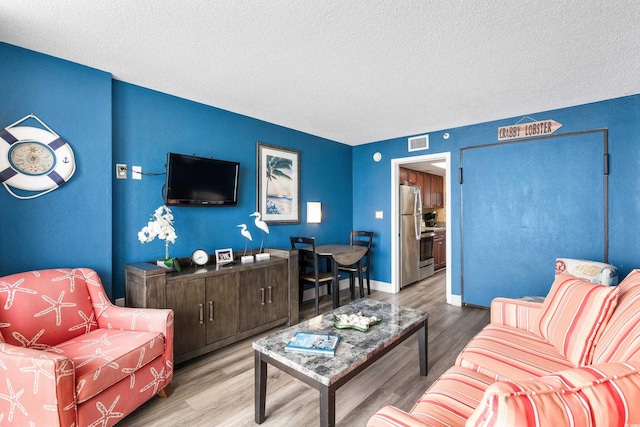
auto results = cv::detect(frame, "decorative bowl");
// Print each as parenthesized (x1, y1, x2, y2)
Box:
(333, 312, 382, 332)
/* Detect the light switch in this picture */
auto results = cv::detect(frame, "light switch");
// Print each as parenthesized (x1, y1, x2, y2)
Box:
(132, 166, 142, 180)
(375, 211, 383, 219)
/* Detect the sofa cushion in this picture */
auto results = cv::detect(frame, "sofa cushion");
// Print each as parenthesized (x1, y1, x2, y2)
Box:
(410, 366, 496, 426)
(47, 328, 165, 403)
(366, 366, 495, 427)
(536, 273, 618, 366)
(466, 361, 640, 427)
(0, 268, 99, 347)
(593, 269, 640, 363)
(457, 324, 574, 381)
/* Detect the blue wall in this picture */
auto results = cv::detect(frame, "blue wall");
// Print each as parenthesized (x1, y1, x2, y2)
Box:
(0, 43, 113, 291)
(0, 43, 352, 300)
(354, 94, 640, 297)
(112, 82, 353, 297)
(3, 41, 639, 304)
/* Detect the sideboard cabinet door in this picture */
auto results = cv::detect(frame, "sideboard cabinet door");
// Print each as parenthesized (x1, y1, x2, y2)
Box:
(265, 262, 288, 323)
(238, 269, 266, 332)
(167, 278, 206, 356)
(205, 273, 239, 344)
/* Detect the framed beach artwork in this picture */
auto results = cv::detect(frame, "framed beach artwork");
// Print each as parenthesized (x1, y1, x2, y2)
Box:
(256, 142, 300, 224)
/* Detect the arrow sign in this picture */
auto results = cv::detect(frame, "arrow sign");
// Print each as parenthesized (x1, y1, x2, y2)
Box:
(498, 120, 562, 141)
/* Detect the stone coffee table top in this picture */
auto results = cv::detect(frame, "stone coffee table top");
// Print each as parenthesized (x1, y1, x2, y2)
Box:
(252, 298, 428, 386)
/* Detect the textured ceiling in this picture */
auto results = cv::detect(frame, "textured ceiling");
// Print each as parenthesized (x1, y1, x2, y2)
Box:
(1, 1, 639, 145)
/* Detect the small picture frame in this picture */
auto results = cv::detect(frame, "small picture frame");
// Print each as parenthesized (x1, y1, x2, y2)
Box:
(215, 248, 234, 265)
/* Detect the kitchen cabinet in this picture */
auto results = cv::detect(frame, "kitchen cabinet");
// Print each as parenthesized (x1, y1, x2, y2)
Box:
(400, 167, 419, 185)
(431, 175, 444, 208)
(125, 250, 298, 364)
(407, 169, 417, 185)
(400, 167, 443, 209)
(434, 229, 446, 270)
(422, 173, 432, 208)
(399, 167, 408, 184)
(415, 173, 423, 201)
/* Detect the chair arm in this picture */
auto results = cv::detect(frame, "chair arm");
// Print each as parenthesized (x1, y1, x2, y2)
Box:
(94, 305, 175, 384)
(367, 405, 430, 427)
(490, 297, 542, 334)
(467, 361, 640, 427)
(95, 304, 173, 335)
(0, 343, 76, 426)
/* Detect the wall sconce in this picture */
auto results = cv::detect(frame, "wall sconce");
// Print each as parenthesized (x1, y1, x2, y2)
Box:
(307, 202, 322, 224)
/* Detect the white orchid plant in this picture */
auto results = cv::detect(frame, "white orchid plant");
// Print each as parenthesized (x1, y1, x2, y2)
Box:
(138, 205, 180, 270)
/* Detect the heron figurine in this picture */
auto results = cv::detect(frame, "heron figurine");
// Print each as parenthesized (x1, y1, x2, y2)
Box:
(237, 224, 252, 256)
(250, 211, 269, 253)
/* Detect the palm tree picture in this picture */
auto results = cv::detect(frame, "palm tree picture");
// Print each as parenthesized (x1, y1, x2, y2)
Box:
(258, 142, 300, 223)
(264, 155, 293, 214)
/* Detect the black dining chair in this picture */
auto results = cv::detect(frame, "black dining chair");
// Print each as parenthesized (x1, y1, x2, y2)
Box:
(338, 231, 373, 299)
(290, 236, 333, 316)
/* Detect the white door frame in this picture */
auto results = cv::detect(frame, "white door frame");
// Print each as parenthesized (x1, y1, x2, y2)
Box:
(390, 152, 456, 305)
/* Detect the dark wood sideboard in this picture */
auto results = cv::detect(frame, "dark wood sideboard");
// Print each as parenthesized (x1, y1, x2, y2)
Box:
(125, 249, 299, 364)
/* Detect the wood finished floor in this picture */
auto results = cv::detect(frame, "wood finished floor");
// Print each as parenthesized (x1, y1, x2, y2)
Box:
(120, 271, 489, 426)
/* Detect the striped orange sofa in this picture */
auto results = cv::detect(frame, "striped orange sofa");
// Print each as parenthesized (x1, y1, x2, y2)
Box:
(0, 268, 174, 426)
(368, 270, 640, 427)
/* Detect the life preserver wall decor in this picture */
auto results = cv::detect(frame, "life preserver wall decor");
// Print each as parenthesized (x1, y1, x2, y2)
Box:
(0, 114, 76, 199)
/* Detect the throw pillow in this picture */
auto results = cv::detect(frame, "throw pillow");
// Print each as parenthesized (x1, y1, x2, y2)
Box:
(466, 361, 640, 427)
(536, 273, 618, 366)
(592, 269, 640, 363)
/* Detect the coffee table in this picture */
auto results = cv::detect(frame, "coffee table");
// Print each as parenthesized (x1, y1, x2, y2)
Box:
(253, 298, 428, 427)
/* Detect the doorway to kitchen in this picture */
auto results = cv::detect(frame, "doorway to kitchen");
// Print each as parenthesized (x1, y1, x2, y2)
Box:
(391, 152, 456, 306)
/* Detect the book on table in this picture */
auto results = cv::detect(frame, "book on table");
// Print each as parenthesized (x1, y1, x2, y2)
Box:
(284, 332, 341, 357)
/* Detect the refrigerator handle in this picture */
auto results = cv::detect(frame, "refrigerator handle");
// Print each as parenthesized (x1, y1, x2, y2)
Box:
(415, 187, 422, 240)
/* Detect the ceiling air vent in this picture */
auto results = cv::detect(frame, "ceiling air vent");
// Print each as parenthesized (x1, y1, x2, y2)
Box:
(408, 134, 429, 152)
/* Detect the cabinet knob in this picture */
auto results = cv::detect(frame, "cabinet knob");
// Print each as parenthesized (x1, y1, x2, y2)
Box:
(209, 301, 214, 322)
(261, 287, 266, 305)
(268, 286, 273, 303)
(198, 303, 204, 324)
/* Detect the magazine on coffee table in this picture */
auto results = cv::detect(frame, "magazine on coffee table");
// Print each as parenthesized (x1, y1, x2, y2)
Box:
(284, 332, 341, 357)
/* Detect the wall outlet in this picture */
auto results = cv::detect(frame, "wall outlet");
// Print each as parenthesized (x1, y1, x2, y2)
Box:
(375, 210, 383, 219)
(116, 164, 127, 179)
(132, 165, 142, 180)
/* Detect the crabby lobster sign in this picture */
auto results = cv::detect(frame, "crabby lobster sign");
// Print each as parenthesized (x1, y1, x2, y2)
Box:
(498, 119, 562, 141)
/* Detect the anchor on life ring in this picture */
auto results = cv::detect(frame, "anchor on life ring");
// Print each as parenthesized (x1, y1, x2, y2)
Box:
(0, 123, 75, 199)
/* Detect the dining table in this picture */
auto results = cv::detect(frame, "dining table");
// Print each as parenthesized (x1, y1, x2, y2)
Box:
(312, 244, 367, 309)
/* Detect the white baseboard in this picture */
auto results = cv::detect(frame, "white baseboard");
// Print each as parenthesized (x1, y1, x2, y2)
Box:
(302, 279, 394, 300)
(369, 280, 393, 293)
(301, 279, 463, 308)
(448, 294, 462, 307)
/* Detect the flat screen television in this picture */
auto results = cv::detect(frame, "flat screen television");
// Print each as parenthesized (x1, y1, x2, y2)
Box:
(164, 152, 240, 206)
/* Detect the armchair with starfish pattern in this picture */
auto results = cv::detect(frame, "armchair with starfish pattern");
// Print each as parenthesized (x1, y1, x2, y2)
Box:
(0, 268, 174, 426)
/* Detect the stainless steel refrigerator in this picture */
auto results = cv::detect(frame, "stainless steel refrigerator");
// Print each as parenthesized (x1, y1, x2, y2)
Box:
(400, 185, 422, 288)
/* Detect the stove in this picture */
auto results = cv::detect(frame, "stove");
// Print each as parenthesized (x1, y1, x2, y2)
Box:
(419, 230, 435, 279)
